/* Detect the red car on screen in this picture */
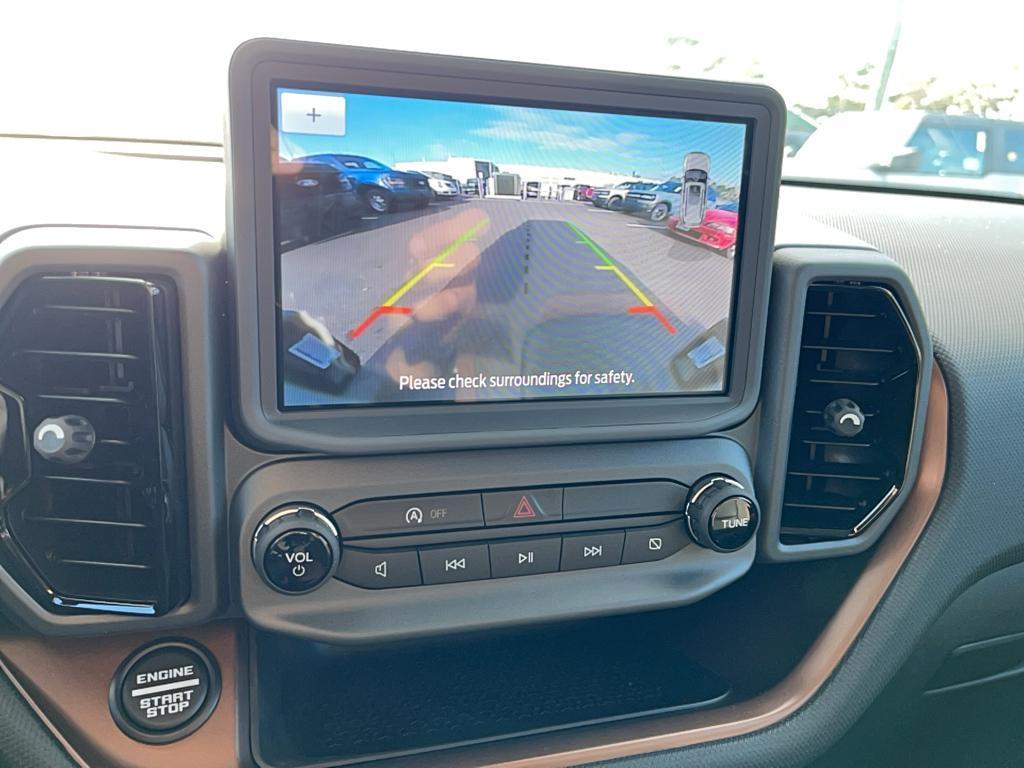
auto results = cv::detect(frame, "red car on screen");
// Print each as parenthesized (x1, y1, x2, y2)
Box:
(573, 184, 595, 201)
(666, 206, 738, 259)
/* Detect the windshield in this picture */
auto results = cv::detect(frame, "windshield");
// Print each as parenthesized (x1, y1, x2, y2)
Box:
(794, 112, 922, 166)
(4, 1, 1022, 198)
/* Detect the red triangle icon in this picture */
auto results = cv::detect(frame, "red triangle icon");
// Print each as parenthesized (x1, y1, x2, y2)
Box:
(512, 496, 537, 519)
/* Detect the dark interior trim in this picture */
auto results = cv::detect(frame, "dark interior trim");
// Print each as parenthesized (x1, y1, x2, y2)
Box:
(0, 655, 81, 767)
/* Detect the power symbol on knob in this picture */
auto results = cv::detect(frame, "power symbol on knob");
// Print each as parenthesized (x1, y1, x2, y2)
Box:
(252, 505, 341, 594)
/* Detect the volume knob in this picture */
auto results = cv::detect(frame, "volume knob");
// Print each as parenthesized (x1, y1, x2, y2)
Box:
(252, 505, 341, 594)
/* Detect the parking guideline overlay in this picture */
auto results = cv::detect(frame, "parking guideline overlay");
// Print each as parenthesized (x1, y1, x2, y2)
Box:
(348, 217, 489, 340)
(566, 222, 676, 334)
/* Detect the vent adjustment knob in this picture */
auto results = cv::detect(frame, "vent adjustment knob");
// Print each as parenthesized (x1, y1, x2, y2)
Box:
(823, 398, 866, 437)
(33, 415, 96, 464)
(252, 505, 341, 594)
(684, 475, 759, 552)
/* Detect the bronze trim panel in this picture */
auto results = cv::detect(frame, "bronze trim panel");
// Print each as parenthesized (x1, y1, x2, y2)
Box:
(0, 622, 242, 768)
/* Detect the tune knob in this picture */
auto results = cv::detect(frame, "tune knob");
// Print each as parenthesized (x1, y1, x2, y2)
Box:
(33, 415, 96, 464)
(252, 505, 341, 594)
(684, 475, 759, 552)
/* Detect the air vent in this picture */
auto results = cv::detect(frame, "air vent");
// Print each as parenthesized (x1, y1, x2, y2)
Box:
(0, 275, 188, 615)
(780, 283, 920, 545)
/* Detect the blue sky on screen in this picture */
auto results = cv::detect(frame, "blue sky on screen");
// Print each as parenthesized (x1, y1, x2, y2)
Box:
(277, 89, 746, 186)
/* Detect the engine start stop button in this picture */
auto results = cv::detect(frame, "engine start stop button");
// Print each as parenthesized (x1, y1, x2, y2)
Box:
(110, 640, 220, 743)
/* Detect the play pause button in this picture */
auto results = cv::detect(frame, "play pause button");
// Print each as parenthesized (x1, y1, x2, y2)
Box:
(489, 537, 561, 578)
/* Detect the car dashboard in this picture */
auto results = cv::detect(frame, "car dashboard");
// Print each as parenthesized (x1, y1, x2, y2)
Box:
(0, 39, 1021, 768)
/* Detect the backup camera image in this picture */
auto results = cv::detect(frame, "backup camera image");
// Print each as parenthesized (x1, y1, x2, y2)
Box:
(273, 87, 747, 407)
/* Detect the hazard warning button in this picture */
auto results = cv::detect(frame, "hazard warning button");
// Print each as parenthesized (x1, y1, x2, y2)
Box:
(482, 488, 563, 526)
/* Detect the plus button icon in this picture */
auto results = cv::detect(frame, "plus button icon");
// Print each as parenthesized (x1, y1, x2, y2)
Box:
(306, 107, 321, 123)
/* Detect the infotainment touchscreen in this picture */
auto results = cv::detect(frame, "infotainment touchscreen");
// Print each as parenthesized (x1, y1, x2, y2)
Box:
(272, 86, 749, 408)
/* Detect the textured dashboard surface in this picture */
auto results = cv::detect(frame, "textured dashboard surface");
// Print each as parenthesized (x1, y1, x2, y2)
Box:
(597, 186, 1024, 766)
(0, 670, 75, 768)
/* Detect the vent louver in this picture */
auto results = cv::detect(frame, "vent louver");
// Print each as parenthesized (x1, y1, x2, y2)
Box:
(780, 283, 919, 545)
(0, 275, 188, 615)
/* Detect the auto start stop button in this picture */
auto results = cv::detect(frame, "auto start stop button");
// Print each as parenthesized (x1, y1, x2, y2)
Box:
(109, 640, 220, 744)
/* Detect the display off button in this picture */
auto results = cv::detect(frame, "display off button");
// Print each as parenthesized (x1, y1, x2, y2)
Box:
(334, 494, 484, 537)
(621, 521, 688, 564)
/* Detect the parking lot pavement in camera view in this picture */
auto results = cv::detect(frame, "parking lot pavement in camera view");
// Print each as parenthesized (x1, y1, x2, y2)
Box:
(280, 198, 734, 373)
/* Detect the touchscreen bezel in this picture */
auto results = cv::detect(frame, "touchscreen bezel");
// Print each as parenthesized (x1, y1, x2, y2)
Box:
(228, 39, 785, 453)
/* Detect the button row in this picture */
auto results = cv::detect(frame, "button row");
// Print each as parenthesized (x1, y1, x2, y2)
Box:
(333, 481, 688, 538)
(336, 521, 688, 589)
